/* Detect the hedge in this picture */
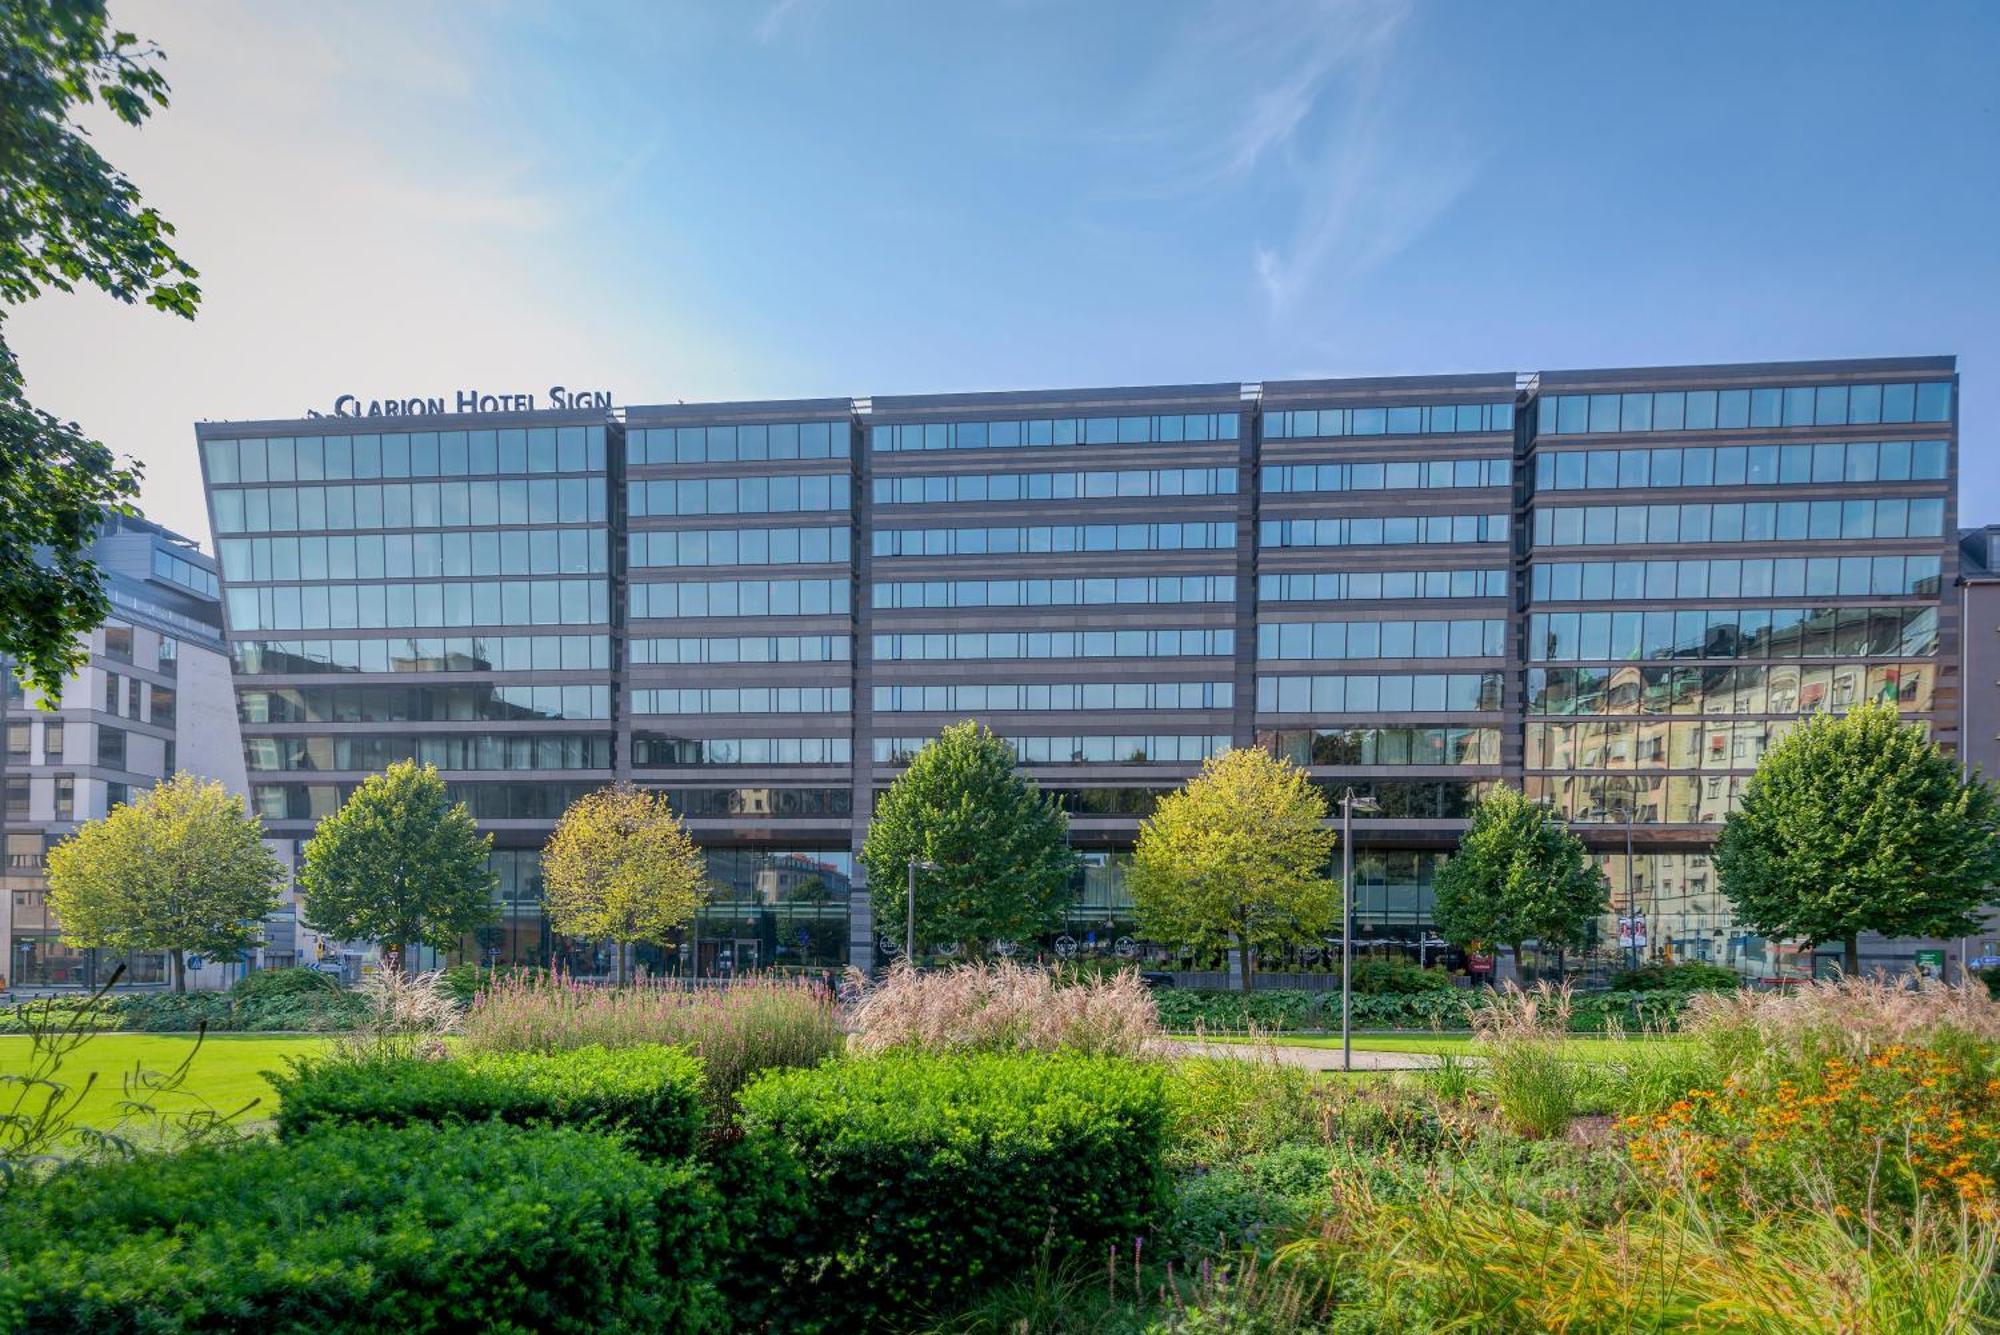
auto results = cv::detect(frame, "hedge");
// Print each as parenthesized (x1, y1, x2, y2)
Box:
(0, 1122, 719, 1332)
(271, 1043, 705, 1159)
(0, 988, 370, 1035)
(731, 1052, 1170, 1330)
(1155, 987, 1697, 1034)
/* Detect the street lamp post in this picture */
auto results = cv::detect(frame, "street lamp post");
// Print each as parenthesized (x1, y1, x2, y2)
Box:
(906, 857, 940, 966)
(1339, 788, 1381, 1073)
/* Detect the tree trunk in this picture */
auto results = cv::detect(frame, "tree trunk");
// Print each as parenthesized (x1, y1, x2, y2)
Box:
(1844, 935, 1860, 978)
(1238, 933, 1255, 995)
(171, 947, 186, 994)
(1510, 942, 1526, 985)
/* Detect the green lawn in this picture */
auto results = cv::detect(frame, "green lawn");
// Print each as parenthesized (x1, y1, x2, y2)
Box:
(0, 1033, 330, 1140)
(1171, 1032, 1695, 1060)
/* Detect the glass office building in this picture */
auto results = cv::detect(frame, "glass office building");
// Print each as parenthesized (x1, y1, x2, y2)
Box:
(193, 356, 1958, 977)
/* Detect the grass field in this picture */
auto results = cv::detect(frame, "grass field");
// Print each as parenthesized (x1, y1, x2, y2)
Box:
(0, 1033, 330, 1140)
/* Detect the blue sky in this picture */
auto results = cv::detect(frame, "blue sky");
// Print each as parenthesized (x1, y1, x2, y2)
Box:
(14, 0, 1998, 545)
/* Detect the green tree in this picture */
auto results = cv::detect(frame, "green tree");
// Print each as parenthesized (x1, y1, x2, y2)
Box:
(859, 722, 1077, 959)
(1128, 747, 1337, 993)
(1, 2, 200, 698)
(1433, 785, 1608, 977)
(1717, 699, 2000, 976)
(44, 773, 283, 991)
(298, 762, 496, 973)
(542, 783, 706, 983)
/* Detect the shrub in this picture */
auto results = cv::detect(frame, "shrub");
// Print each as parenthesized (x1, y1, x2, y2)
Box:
(845, 961, 1161, 1058)
(231, 965, 342, 1000)
(1347, 958, 1457, 995)
(112, 988, 370, 1034)
(271, 1043, 705, 1159)
(460, 972, 838, 1116)
(1154, 985, 1693, 1034)
(732, 1052, 1171, 1330)
(1168, 1144, 1334, 1264)
(1608, 960, 1739, 993)
(0, 1122, 719, 1332)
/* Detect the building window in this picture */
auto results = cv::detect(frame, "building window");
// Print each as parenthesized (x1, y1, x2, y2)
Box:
(163, 741, 175, 776)
(97, 726, 126, 770)
(150, 685, 176, 727)
(105, 781, 129, 810)
(5, 721, 27, 762)
(3, 777, 27, 820)
(158, 636, 179, 676)
(104, 672, 120, 715)
(53, 774, 73, 820)
(127, 677, 141, 718)
(5, 833, 43, 870)
(42, 720, 62, 762)
(103, 623, 133, 663)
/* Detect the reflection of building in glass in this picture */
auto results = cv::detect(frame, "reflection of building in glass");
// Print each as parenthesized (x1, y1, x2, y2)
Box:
(193, 358, 1960, 977)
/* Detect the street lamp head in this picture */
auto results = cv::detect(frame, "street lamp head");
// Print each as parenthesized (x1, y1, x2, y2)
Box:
(1348, 795, 1381, 815)
(911, 858, 941, 871)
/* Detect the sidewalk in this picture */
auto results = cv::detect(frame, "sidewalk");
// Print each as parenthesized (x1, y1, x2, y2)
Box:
(1166, 1040, 1438, 1071)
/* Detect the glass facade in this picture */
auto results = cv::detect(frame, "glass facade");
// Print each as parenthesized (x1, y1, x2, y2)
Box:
(193, 359, 1959, 979)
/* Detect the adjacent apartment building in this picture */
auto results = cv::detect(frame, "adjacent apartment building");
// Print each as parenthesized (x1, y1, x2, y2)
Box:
(1, 515, 266, 989)
(192, 356, 1961, 979)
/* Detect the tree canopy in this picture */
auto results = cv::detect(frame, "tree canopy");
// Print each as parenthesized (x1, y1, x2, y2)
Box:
(297, 762, 495, 971)
(44, 773, 284, 991)
(1128, 747, 1338, 993)
(1717, 699, 2000, 975)
(858, 721, 1077, 959)
(1, 1, 201, 698)
(1432, 784, 1608, 974)
(542, 783, 706, 982)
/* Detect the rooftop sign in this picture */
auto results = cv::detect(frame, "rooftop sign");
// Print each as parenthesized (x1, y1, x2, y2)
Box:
(306, 386, 614, 418)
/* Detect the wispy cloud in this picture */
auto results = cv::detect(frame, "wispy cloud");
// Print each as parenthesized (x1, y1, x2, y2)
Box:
(1124, 0, 1479, 314)
(755, 0, 827, 44)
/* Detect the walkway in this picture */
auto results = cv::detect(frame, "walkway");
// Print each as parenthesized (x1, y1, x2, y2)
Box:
(1166, 1040, 1438, 1071)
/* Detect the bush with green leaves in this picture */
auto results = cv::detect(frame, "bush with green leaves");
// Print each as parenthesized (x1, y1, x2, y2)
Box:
(1347, 958, 1457, 995)
(731, 1052, 1171, 1330)
(230, 965, 342, 1000)
(271, 1043, 705, 1159)
(1168, 1142, 1337, 1264)
(1154, 986, 1694, 1034)
(1607, 961, 1739, 993)
(0, 1122, 718, 1332)
(91, 988, 370, 1034)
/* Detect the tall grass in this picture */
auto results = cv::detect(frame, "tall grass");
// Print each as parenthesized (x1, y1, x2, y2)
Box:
(1281, 1173, 2000, 1334)
(1684, 974, 2000, 1087)
(845, 961, 1161, 1058)
(1472, 981, 1581, 1139)
(459, 972, 840, 1112)
(331, 969, 460, 1063)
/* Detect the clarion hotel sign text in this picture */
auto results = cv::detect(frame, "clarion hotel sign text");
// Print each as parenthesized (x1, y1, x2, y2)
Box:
(308, 386, 614, 418)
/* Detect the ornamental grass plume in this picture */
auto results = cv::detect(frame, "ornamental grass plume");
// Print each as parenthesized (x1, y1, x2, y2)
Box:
(332, 968, 461, 1063)
(459, 971, 840, 1113)
(1471, 980, 1580, 1139)
(1683, 973, 2000, 1081)
(843, 960, 1162, 1058)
